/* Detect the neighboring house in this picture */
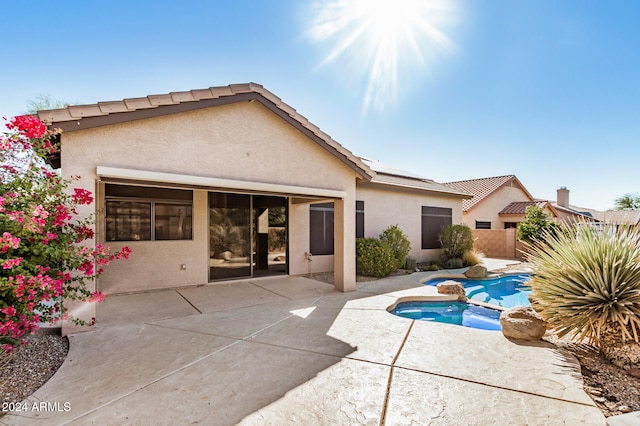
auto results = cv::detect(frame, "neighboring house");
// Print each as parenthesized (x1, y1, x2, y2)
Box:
(443, 175, 560, 259)
(546, 187, 595, 223)
(443, 175, 554, 230)
(38, 83, 469, 332)
(583, 210, 640, 226)
(548, 187, 640, 226)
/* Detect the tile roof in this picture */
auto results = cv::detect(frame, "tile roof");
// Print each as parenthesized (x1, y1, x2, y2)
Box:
(588, 210, 640, 225)
(499, 201, 557, 216)
(550, 203, 594, 219)
(443, 175, 534, 212)
(36, 83, 375, 181)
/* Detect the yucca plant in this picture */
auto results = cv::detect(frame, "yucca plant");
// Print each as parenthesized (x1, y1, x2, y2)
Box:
(526, 221, 640, 369)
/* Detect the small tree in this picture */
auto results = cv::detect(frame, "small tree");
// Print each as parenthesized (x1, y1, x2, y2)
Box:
(25, 94, 72, 114)
(439, 224, 474, 261)
(379, 225, 410, 270)
(517, 205, 558, 244)
(613, 193, 640, 211)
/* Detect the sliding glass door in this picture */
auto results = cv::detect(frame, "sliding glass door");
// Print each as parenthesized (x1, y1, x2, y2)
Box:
(209, 193, 287, 281)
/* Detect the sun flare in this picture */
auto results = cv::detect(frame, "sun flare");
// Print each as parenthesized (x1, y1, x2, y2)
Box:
(307, 0, 458, 113)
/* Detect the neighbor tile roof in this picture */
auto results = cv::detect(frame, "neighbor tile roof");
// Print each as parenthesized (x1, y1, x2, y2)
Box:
(588, 210, 640, 225)
(37, 83, 375, 181)
(443, 175, 534, 212)
(549, 203, 594, 219)
(499, 201, 557, 216)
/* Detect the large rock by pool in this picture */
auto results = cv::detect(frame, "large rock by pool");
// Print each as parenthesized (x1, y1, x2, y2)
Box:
(500, 307, 547, 341)
(436, 280, 467, 301)
(464, 265, 488, 278)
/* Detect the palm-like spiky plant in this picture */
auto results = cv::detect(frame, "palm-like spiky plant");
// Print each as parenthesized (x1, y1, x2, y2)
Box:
(526, 221, 640, 367)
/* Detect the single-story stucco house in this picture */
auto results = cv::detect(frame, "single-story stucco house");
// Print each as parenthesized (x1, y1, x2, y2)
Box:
(443, 175, 554, 230)
(37, 83, 470, 333)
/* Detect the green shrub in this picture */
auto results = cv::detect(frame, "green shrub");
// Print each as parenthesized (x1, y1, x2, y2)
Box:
(379, 225, 411, 270)
(356, 237, 395, 277)
(517, 205, 559, 244)
(527, 221, 640, 367)
(404, 256, 417, 271)
(419, 258, 444, 271)
(439, 224, 474, 260)
(444, 258, 464, 269)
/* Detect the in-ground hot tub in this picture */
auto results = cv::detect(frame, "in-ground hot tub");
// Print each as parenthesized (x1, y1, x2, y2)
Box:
(389, 299, 502, 331)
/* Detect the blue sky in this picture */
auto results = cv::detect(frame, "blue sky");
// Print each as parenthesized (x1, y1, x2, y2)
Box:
(2, 0, 638, 210)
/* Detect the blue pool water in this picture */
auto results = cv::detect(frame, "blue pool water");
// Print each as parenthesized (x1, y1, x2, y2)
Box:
(424, 274, 532, 308)
(390, 300, 502, 331)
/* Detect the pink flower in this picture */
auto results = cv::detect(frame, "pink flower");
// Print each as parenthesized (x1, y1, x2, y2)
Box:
(75, 226, 94, 242)
(6, 115, 47, 139)
(78, 261, 94, 276)
(88, 292, 107, 303)
(72, 188, 94, 205)
(116, 246, 132, 260)
(42, 232, 57, 245)
(1, 232, 20, 253)
(1, 306, 16, 317)
(31, 204, 49, 219)
(52, 204, 71, 226)
(2, 257, 23, 270)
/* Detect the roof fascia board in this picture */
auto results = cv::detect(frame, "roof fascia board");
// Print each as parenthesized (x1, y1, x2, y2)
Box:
(360, 180, 473, 199)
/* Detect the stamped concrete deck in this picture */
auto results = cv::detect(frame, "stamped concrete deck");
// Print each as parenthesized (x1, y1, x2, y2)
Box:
(5, 261, 606, 425)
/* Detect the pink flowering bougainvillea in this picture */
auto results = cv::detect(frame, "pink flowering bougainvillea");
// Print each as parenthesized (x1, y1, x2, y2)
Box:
(0, 115, 131, 352)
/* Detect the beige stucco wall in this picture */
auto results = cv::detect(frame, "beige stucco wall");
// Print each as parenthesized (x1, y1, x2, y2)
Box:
(355, 184, 464, 262)
(463, 186, 532, 229)
(60, 101, 359, 295)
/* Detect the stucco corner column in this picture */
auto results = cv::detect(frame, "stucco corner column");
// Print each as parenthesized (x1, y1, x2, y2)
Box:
(333, 198, 356, 292)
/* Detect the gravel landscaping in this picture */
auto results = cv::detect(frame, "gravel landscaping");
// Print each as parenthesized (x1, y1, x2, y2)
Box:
(0, 332, 68, 418)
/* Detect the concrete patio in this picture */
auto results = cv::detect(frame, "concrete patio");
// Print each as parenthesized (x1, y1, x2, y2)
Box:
(4, 261, 605, 425)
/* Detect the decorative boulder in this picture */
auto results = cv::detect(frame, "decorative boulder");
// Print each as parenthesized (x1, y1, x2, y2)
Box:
(436, 280, 466, 301)
(500, 307, 547, 341)
(464, 265, 487, 279)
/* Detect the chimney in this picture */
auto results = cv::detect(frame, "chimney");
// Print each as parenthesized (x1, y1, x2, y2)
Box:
(557, 187, 569, 208)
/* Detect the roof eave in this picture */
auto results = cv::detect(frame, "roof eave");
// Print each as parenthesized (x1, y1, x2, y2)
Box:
(37, 83, 375, 181)
(365, 178, 473, 198)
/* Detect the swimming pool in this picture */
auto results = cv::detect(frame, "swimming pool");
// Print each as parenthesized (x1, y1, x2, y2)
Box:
(423, 274, 532, 308)
(390, 300, 502, 331)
